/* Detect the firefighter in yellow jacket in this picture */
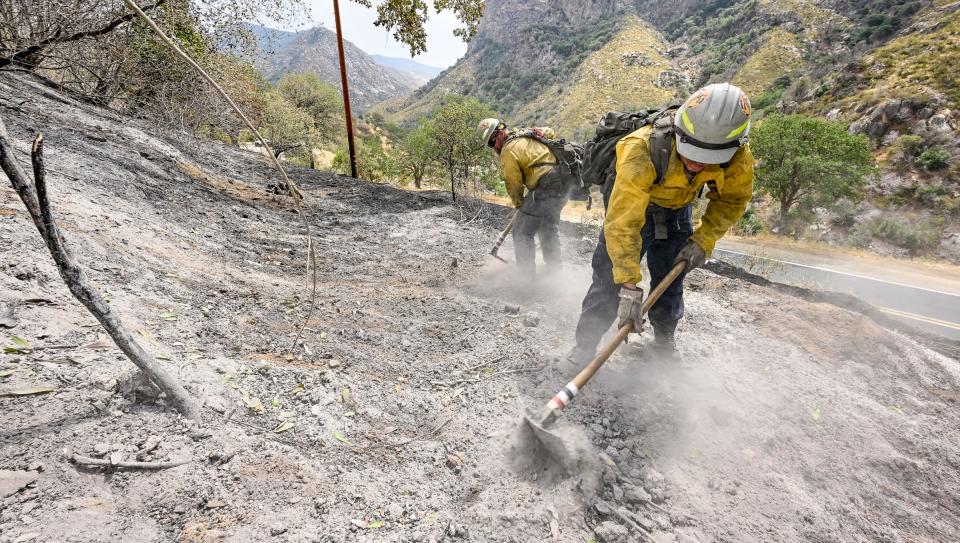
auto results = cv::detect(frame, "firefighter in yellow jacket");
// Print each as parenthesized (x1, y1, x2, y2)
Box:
(569, 83, 755, 363)
(477, 119, 573, 275)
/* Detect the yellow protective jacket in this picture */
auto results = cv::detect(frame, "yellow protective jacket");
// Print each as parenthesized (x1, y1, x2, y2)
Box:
(605, 125, 755, 285)
(499, 132, 557, 208)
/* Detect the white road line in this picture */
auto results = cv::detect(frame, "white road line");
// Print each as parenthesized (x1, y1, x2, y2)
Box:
(714, 248, 960, 298)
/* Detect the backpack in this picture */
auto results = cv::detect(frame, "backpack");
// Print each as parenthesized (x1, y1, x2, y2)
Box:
(502, 127, 583, 178)
(580, 104, 680, 187)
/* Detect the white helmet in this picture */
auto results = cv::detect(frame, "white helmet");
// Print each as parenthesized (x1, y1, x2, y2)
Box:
(674, 83, 752, 164)
(477, 118, 503, 147)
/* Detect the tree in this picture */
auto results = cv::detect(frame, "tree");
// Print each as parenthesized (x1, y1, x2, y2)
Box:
(276, 73, 344, 144)
(751, 114, 875, 233)
(258, 92, 316, 159)
(428, 95, 495, 201)
(396, 118, 436, 188)
(349, 0, 485, 56)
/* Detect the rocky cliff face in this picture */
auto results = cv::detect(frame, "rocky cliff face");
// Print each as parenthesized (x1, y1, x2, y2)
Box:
(257, 25, 420, 112)
(468, 0, 631, 48)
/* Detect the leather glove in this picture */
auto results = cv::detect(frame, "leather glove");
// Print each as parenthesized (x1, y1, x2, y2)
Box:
(616, 286, 645, 334)
(674, 241, 706, 270)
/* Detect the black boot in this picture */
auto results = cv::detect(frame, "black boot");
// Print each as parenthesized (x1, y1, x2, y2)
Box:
(650, 320, 678, 356)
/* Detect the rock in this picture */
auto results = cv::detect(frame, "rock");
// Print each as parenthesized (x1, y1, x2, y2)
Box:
(522, 315, 540, 328)
(642, 467, 665, 489)
(881, 129, 900, 147)
(624, 485, 652, 505)
(503, 304, 520, 315)
(205, 499, 227, 509)
(269, 523, 287, 536)
(92, 443, 111, 457)
(650, 487, 667, 503)
(0, 302, 17, 328)
(611, 485, 624, 503)
(446, 524, 468, 538)
(784, 20, 802, 33)
(929, 113, 956, 133)
(116, 370, 161, 403)
(0, 470, 39, 499)
(825, 108, 841, 121)
(141, 435, 162, 453)
(386, 502, 403, 519)
(593, 521, 629, 543)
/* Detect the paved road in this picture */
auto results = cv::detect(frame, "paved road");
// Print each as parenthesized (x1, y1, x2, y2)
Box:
(713, 247, 960, 340)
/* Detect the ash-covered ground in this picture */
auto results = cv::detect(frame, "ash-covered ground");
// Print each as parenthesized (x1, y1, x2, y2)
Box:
(2, 74, 959, 543)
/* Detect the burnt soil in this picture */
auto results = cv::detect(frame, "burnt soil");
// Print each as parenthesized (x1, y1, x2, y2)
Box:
(2, 73, 960, 543)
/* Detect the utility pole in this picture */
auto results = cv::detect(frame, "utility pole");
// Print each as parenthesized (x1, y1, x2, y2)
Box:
(332, 0, 357, 178)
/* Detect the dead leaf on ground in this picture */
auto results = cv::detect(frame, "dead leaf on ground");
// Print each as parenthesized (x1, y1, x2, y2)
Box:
(368, 520, 384, 529)
(274, 421, 295, 433)
(333, 431, 351, 444)
(81, 334, 112, 350)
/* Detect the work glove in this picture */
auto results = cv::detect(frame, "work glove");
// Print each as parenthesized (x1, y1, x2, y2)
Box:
(674, 241, 706, 271)
(616, 286, 645, 334)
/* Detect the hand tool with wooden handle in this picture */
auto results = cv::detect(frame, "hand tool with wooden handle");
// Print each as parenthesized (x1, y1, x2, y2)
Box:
(532, 260, 687, 427)
(489, 209, 521, 263)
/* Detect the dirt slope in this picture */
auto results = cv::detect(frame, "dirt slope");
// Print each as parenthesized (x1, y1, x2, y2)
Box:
(2, 74, 960, 543)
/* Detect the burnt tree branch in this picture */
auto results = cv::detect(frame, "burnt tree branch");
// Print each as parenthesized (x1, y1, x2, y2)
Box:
(0, 116, 199, 420)
(0, 0, 166, 69)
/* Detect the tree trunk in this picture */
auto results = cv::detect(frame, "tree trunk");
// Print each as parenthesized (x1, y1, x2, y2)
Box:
(414, 174, 422, 189)
(778, 197, 792, 234)
(449, 165, 456, 202)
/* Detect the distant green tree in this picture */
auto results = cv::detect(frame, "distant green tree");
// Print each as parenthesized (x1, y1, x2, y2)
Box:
(751, 114, 875, 233)
(428, 95, 495, 200)
(396, 118, 437, 188)
(275, 73, 344, 143)
(258, 92, 316, 159)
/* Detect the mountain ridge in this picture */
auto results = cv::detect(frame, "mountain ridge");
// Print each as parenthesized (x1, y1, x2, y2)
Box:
(252, 24, 420, 112)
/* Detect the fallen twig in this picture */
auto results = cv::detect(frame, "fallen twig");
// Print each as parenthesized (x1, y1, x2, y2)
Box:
(0, 127, 199, 420)
(609, 506, 656, 542)
(460, 355, 506, 374)
(70, 453, 191, 470)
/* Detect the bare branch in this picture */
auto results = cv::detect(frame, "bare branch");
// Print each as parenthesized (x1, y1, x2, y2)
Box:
(0, 118, 200, 420)
(0, 0, 166, 69)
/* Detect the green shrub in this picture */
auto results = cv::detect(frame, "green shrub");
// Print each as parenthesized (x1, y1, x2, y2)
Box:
(889, 134, 924, 172)
(735, 207, 764, 236)
(848, 223, 874, 248)
(830, 198, 860, 227)
(871, 218, 939, 253)
(917, 147, 951, 171)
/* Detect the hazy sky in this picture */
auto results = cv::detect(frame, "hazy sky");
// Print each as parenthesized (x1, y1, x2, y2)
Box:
(300, 0, 469, 68)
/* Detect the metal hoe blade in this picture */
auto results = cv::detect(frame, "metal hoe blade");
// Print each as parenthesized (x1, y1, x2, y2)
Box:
(521, 407, 572, 470)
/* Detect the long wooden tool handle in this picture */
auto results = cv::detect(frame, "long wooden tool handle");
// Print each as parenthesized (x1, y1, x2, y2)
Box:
(490, 209, 521, 256)
(540, 261, 687, 422)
